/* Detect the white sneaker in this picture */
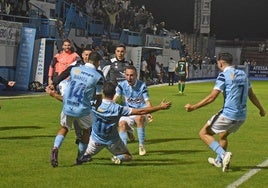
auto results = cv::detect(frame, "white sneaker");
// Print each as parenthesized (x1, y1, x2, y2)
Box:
(111, 156, 121, 164)
(139, 145, 146, 156)
(222, 152, 232, 172)
(208, 157, 222, 168)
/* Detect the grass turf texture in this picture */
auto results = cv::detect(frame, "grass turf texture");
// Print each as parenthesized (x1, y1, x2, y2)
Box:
(0, 81, 267, 188)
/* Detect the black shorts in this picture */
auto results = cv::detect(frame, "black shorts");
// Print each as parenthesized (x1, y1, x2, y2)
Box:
(178, 74, 187, 82)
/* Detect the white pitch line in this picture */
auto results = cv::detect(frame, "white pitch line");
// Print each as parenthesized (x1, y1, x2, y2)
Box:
(227, 158, 268, 188)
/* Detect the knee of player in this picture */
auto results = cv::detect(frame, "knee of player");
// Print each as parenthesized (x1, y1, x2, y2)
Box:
(58, 126, 69, 136)
(119, 121, 128, 130)
(198, 129, 205, 139)
(135, 115, 146, 123)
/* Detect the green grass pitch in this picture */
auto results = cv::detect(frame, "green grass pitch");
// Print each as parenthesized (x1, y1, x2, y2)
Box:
(0, 81, 267, 188)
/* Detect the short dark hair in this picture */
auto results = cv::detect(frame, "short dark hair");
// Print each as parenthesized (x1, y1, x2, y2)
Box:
(218, 52, 233, 64)
(103, 81, 116, 98)
(125, 65, 137, 73)
(115, 44, 126, 50)
(82, 47, 92, 52)
(63, 39, 71, 44)
(89, 51, 102, 62)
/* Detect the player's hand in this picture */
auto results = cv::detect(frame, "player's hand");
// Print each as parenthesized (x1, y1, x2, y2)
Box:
(45, 86, 55, 96)
(184, 104, 194, 112)
(260, 109, 266, 117)
(147, 114, 153, 122)
(48, 84, 55, 90)
(160, 99, 172, 110)
(8, 81, 15, 87)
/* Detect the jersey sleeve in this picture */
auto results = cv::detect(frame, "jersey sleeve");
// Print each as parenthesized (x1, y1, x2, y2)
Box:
(115, 82, 123, 96)
(214, 73, 225, 91)
(120, 106, 132, 116)
(142, 85, 150, 101)
(53, 66, 72, 86)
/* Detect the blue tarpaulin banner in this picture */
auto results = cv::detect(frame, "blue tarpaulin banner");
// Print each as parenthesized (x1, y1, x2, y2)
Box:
(249, 65, 268, 79)
(15, 27, 36, 90)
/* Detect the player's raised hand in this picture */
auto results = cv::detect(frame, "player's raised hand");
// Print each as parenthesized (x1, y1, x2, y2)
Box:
(260, 109, 266, 117)
(160, 99, 172, 110)
(184, 104, 194, 112)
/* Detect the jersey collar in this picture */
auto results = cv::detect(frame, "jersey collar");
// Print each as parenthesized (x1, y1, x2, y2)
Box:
(85, 63, 96, 69)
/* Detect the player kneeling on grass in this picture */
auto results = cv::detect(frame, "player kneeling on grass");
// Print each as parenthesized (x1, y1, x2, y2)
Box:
(81, 81, 172, 164)
(184, 52, 266, 172)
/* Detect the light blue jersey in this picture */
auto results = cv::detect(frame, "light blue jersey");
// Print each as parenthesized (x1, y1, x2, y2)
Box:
(116, 80, 150, 108)
(91, 99, 132, 145)
(214, 66, 250, 120)
(63, 63, 103, 117)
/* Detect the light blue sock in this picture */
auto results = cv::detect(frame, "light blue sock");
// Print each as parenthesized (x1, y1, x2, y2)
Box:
(209, 141, 225, 160)
(119, 132, 128, 145)
(77, 142, 87, 159)
(53, 135, 65, 148)
(137, 127, 145, 146)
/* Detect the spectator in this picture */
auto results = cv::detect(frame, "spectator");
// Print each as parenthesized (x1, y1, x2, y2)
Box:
(48, 39, 80, 93)
(72, 40, 85, 58)
(140, 56, 148, 82)
(155, 62, 163, 84)
(148, 52, 156, 79)
(167, 57, 176, 86)
(102, 43, 132, 85)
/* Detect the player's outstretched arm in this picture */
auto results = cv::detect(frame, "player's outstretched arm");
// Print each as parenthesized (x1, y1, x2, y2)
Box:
(248, 88, 266, 116)
(185, 89, 220, 112)
(145, 99, 153, 122)
(131, 99, 171, 115)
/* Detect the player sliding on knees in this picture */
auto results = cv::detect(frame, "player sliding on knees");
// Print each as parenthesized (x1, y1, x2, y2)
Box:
(80, 81, 172, 165)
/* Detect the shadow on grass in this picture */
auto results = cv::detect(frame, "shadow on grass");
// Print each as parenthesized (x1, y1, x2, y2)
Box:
(0, 125, 42, 131)
(230, 165, 268, 172)
(68, 158, 197, 167)
(67, 162, 268, 170)
(172, 93, 187, 96)
(0, 134, 54, 140)
(139, 149, 206, 155)
(64, 149, 205, 168)
(145, 137, 199, 145)
(0, 125, 52, 139)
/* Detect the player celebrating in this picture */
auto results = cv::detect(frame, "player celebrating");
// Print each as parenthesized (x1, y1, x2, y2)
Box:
(185, 52, 266, 172)
(81, 81, 172, 164)
(47, 52, 104, 167)
(113, 65, 153, 156)
(101, 44, 132, 85)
